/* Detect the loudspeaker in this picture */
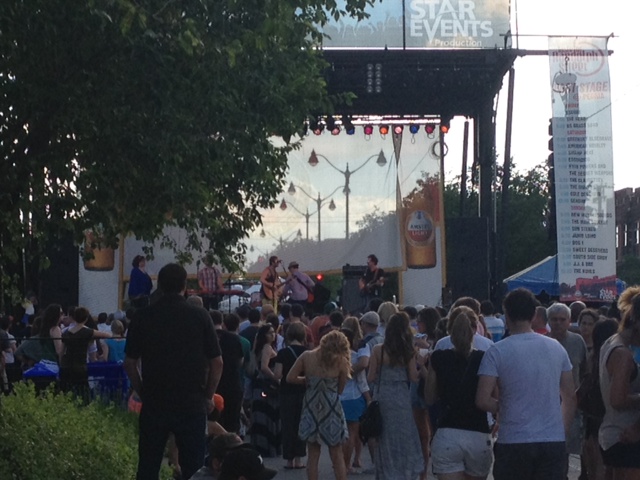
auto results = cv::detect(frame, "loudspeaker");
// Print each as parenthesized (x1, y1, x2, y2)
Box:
(446, 217, 490, 303)
(309, 283, 331, 314)
(341, 277, 364, 315)
(340, 265, 366, 314)
(342, 264, 367, 278)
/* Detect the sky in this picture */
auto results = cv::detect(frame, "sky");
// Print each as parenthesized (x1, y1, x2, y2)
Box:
(444, 0, 639, 190)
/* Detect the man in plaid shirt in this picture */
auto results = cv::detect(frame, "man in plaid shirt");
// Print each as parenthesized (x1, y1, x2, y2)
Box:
(198, 253, 224, 311)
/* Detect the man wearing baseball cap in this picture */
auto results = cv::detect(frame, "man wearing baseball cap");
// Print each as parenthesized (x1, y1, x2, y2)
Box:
(218, 446, 277, 480)
(282, 261, 315, 309)
(359, 311, 383, 352)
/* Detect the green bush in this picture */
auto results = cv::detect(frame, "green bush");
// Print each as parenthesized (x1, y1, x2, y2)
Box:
(0, 382, 171, 479)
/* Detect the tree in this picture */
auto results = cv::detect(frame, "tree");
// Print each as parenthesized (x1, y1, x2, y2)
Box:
(0, 0, 374, 306)
(617, 255, 640, 286)
(502, 164, 556, 275)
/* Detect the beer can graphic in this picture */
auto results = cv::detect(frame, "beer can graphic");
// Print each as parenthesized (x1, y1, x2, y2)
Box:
(404, 208, 436, 269)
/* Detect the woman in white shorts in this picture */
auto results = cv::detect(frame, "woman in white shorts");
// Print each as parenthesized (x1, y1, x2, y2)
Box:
(424, 306, 493, 480)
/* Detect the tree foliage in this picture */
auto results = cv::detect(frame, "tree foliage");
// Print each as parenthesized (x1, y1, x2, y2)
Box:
(0, 0, 374, 304)
(617, 255, 640, 286)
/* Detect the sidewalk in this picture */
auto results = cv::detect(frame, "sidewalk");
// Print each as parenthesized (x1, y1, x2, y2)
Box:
(262, 451, 583, 479)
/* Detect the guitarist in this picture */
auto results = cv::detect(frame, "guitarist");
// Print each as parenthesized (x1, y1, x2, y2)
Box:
(360, 254, 385, 312)
(260, 256, 284, 307)
(282, 261, 315, 309)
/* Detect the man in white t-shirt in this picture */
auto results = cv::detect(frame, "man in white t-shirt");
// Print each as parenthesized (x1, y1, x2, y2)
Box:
(480, 300, 505, 342)
(476, 288, 576, 480)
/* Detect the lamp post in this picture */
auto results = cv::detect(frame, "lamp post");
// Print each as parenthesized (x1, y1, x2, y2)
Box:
(308, 149, 387, 238)
(249, 244, 270, 263)
(287, 182, 340, 242)
(280, 199, 318, 240)
(260, 228, 302, 247)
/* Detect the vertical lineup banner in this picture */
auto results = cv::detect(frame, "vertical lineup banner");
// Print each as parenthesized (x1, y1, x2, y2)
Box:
(549, 36, 616, 302)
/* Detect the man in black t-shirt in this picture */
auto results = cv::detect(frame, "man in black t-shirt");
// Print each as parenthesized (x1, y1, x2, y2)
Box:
(124, 263, 223, 480)
(360, 254, 385, 312)
(239, 307, 261, 346)
(211, 310, 244, 434)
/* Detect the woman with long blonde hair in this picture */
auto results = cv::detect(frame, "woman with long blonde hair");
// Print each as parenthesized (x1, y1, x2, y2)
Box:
(599, 287, 640, 480)
(287, 330, 351, 480)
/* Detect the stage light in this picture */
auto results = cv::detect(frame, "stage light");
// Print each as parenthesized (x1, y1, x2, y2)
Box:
(409, 124, 420, 134)
(310, 117, 324, 135)
(425, 124, 436, 135)
(342, 115, 355, 135)
(364, 124, 374, 136)
(326, 116, 340, 135)
(393, 125, 404, 135)
(316, 274, 324, 282)
(440, 122, 450, 134)
(379, 125, 390, 135)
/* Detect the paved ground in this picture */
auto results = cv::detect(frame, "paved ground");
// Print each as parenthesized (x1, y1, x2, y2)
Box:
(262, 450, 583, 479)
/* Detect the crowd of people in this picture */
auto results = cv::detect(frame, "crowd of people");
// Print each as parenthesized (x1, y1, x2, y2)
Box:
(2, 257, 640, 480)
(0, 304, 130, 398)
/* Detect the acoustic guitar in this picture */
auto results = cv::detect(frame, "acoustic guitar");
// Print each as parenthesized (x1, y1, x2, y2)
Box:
(262, 275, 284, 301)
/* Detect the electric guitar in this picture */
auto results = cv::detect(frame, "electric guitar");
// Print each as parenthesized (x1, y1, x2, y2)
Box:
(293, 276, 316, 303)
(359, 269, 384, 296)
(287, 268, 315, 303)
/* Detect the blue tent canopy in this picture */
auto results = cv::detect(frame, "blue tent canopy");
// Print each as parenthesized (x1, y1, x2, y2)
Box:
(503, 255, 626, 297)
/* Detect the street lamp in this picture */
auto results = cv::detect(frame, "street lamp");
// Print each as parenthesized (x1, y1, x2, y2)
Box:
(308, 149, 387, 238)
(287, 182, 340, 242)
(259, 228, 300, 247)
(249, 244, 270, 262)
(280, 199, 318, 240)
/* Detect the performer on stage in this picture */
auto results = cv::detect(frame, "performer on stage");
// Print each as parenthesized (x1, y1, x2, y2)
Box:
(282, 261, 315, 309)
(197, 253, 224, 311)
(360, 254, 385, 312)
(128, 255, 153, 309)
(260, 256, 284, 307)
